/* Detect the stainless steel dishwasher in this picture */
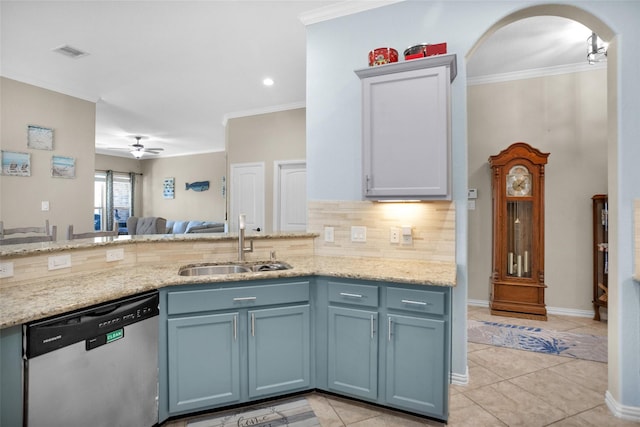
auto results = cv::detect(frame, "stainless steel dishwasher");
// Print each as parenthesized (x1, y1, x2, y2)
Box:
(24, 290, 159, 427)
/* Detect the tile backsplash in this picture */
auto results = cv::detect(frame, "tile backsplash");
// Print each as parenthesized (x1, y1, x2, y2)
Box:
(308, 200, 456, 263)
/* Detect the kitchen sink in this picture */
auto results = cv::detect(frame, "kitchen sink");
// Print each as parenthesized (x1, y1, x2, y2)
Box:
(178, 261, 292, 276)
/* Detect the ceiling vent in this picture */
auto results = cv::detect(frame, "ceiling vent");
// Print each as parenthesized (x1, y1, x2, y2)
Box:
(52, 44, 89, 59)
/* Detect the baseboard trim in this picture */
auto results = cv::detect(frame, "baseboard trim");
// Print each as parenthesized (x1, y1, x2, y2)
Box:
(605, 391, 640, 421)
(450, 366, 469, 386)
(467, 299, 601, 319)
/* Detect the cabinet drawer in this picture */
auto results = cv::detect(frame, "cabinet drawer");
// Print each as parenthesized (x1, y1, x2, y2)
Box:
(386, 287, 445, 316)
(328, 281, 378, 307)
(168, 281, 310, 315)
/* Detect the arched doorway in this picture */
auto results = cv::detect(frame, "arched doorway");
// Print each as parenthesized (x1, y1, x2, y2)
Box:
(465, 2, 622, 416)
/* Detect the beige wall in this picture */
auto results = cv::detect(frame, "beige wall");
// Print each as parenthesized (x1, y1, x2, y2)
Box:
(140, 152, 227, 223)
(226, 108, 306, 233)
(0, 78, 96, 237)
(467, 69, 608, 312)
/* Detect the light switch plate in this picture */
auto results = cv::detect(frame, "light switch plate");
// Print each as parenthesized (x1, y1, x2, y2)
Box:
(48, 254, 71, 270)
(0, 262, 14, 278)
(351, 226, 366, 242)
(106, 248, 124, 262)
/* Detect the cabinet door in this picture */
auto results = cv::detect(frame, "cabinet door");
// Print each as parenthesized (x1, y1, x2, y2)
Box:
(385, 314, 445, 417)
(362, 66, 450, 199)
(328, 306, 378, 400)
(248, 305, 310, 398)
(168, 312, 240, 413)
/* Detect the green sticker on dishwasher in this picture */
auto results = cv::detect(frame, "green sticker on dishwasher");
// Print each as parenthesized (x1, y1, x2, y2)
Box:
(106, 328, 124, 343)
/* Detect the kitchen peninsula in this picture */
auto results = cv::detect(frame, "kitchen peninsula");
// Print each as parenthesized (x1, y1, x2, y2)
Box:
(0, 233, 456, 424)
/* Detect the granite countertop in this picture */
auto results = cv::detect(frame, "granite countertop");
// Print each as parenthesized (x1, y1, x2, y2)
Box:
(0, 232, 317, 257)
(0, 256, 456, 329)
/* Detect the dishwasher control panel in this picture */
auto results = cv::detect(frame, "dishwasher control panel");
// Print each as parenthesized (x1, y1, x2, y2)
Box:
(25, 291, 159, 358)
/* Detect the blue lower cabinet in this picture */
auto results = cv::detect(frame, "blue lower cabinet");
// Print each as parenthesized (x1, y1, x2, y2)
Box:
(163, 279, 312, 418)
(327, 306, 378, 400)
(162, 278, 450, 422)
(248, 305, 311, 398)
(385, 314, 446, 417)
(168, 312, 240, 413)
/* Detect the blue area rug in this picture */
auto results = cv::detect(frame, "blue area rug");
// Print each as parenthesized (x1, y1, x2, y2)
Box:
(468, 320, 607, 363)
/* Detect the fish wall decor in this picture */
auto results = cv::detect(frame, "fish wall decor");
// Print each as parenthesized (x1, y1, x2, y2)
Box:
(185, 181, 210, 192)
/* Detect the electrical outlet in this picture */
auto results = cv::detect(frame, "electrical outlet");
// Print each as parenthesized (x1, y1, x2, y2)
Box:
(106, 248, 124, 262)
(324, 226, 335, 243)
(0, 262, 14, 278)
(390, 227, 400, 243)
(48, 254, 71, 270)
(351, 226, 367, 242)
(41, 201, 49, 211)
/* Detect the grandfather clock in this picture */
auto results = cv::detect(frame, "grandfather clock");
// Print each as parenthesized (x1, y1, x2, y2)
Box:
(489, 142, 549, 320)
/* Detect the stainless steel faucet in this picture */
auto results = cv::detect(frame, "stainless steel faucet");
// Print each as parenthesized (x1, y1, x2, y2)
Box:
(238, 214, 253, 261)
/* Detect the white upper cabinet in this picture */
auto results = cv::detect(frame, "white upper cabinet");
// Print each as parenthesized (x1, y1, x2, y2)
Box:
(355, 54, 457, 200)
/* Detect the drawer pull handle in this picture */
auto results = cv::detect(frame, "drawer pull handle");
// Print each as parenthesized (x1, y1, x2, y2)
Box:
(233, 296, 257, 301)
(388, 317, 392, 342)
(340, 292, 363, 298)
(401, 299, 430, 306)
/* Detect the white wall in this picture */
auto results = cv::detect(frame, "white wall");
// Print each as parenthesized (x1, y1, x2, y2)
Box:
(306, 0, 640, 414)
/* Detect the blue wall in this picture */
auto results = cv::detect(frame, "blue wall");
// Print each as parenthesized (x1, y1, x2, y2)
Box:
(306, 0, 640, 413)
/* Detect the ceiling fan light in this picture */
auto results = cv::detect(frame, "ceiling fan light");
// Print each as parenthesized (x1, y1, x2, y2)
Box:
(132, 150, 144, 159)
(587, 32, 607, 64)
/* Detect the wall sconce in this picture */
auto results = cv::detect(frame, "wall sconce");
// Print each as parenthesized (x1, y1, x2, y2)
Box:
(587, 32, 607, 64)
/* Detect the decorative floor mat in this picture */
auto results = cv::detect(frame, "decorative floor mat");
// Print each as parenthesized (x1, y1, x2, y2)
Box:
(187, 397, 320, 427)
(468, 319, 607, 363)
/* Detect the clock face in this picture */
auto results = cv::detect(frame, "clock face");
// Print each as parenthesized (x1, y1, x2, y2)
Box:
(506, 165, 531, 197)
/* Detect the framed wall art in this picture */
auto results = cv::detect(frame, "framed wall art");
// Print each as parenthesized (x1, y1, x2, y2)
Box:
(27, 125, 54, 150)
(163, 177, 175, 199)
(51, 155, 75, 178)
(1, 151, 31, 176)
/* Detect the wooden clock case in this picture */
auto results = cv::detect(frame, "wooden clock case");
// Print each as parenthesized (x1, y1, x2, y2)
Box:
(488, 142, 550, 321)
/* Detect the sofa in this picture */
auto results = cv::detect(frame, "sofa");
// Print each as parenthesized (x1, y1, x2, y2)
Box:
(127, 217, 167, 235)
(165, 220, 225, 234)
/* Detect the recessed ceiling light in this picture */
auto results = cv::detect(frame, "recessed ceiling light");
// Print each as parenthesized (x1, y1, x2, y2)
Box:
(263, 78, 274, 86)
(52, 44, 89, 59)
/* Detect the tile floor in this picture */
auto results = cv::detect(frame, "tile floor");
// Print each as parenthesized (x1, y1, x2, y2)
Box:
(163, 306, 638, 426)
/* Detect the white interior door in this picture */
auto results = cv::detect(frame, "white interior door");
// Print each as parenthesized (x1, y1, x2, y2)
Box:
(230, 162, 265, 232)
(274, 161, 306, 232)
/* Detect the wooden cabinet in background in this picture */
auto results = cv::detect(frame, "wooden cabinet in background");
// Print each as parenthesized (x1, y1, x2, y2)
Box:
(592, 194, 608, 321)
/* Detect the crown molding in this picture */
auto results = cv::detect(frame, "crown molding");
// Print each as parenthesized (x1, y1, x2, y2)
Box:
(299, 0, 404, 26)
(467, 61, 607, 86)
(222, 101, 306, 126)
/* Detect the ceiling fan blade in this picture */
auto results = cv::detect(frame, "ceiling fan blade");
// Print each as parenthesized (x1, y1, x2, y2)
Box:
(145, 148, 164, 152)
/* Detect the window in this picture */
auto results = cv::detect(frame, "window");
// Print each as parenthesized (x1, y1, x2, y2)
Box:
(94, 171, 133, 233)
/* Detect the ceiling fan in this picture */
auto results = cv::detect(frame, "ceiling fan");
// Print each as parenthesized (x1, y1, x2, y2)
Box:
(110, 136, 164, 159)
